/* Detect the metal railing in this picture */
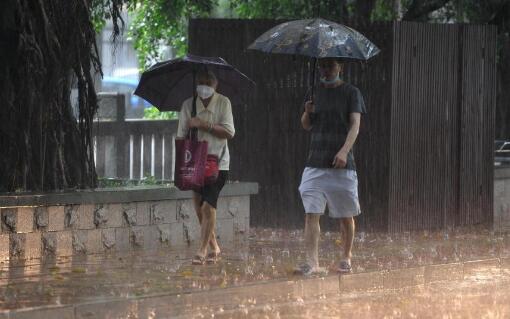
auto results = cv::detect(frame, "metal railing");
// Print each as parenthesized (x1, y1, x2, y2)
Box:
(92, 93, 178, 181)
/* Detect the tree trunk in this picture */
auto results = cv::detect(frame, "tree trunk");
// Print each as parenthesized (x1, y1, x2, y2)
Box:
(0, 0, 103, 192)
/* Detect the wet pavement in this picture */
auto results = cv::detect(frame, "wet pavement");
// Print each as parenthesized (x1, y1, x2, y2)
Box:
(1, 226, 509, 317)
(200, 272, 510, 318)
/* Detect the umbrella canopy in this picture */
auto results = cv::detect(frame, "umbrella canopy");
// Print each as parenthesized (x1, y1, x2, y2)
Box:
(248, 18, 380, 60)
(134, 54, 255, 112)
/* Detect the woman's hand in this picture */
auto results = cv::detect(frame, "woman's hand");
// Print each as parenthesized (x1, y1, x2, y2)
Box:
(188, 117, 206, 130)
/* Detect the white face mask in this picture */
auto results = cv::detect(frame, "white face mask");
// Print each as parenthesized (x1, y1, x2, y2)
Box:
(196, 85, 215, 99)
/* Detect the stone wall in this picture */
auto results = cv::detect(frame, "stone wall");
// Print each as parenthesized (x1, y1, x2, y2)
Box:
(0, 183, 257, 262)
(494, 167, 510, 231)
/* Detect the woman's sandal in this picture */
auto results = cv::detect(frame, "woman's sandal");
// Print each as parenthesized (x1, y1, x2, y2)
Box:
(192, 255, 206, 265)
(206, 252, 221, 264)
(336, 260, 352, 273)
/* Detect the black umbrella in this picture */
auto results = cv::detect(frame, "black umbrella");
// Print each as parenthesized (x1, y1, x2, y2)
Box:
(134, 54, 255, 112)
(248, 18, 380, 98)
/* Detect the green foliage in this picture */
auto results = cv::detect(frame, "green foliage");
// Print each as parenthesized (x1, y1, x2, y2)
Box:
(230, 0, 351, 20)
(91, 4, 108, 32)
(125, 0, 377, 68)
(118, 0, 406, 69)
(371, 0, 398, 21)
(230, 0, 313, 19)
(97, 177, 125, 188)
(93, 0, 510, 84)
(97, 176, 171, 188)
(451, 0, 508, 24)
(128, 0, 216, 70)
(143, 106, 178, 120)
(91, 0, 130, 33)
(141, 174, 158, 185)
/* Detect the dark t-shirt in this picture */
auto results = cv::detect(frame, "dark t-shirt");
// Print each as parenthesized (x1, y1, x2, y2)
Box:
(306, 82, 366, 170)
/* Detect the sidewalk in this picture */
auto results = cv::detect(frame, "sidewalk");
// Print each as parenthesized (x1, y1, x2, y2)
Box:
(1, 226, 509, 318)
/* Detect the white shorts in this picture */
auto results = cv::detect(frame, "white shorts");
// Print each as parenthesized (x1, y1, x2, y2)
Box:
(299, 167, 361, 218)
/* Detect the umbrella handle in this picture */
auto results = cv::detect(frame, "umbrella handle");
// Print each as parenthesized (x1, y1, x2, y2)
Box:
(189, 69, 199, 141)
(310, 58, 317, 102)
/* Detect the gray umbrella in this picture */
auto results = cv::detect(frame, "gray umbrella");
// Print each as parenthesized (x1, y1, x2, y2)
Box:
(248, 18, 380, 99)
(248, 18, 380, 60)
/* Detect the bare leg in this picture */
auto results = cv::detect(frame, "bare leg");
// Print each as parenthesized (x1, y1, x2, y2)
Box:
(192, 193, 220, 254)
(192, 192, 203, 223)
(304, 213, 321, 268)
(340, 217, 355, 261)
(196, 202, 217, 258)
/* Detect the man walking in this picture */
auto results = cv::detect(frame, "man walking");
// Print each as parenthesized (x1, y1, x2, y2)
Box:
(296, 58, 366, 275)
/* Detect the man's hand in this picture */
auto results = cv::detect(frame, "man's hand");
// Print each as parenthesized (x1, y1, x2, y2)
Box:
(304, 100, 315, 114)
(332, 150, 348, 168)
(188, 117, 206, 130)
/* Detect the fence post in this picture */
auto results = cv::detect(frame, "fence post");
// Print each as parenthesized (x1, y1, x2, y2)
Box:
(115, 93, 129, 179)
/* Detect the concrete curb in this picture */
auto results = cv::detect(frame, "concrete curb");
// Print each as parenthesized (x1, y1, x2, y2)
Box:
(0, 183, 259, 208)
(1, 257, 507, 318)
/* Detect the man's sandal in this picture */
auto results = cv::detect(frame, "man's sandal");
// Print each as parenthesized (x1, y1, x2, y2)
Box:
(293, 263, 328, 276)
(206, 252, 221, 264)
(192, 255, 206, 265)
